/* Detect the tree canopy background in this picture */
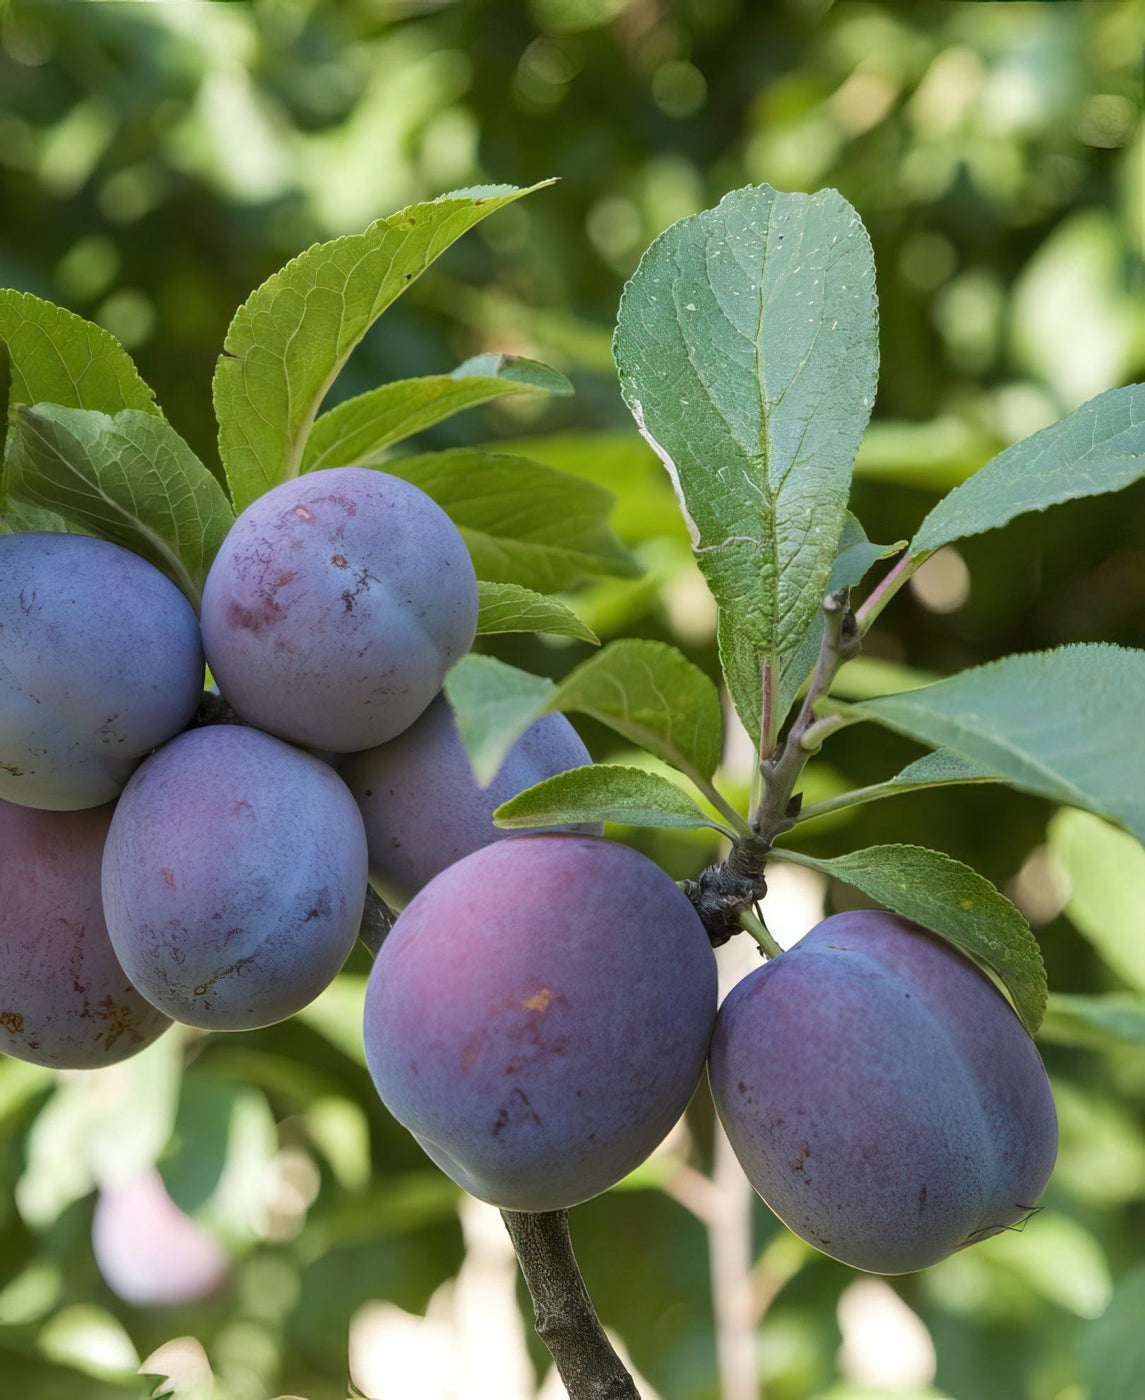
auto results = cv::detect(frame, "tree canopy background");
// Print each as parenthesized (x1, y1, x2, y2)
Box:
(0, 2, 1143, 1398)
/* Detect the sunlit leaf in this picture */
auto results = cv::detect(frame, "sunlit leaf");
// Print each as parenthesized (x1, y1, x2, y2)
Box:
(0, 289, 158, 422)
(495, 764, 725, 833)
(383, 449, 638, 591)
(476, 581, 599, 643)
(214, 182, 552, 510)
(302, 354, 572, 474)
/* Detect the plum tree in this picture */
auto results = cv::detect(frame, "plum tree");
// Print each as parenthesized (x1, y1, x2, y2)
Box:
(200, 466, 479, 753)
(92, 1169, 229, 1307)
(101, 725, 368, 1030)
(708, 910, 1058, 1275)
(363, 832, 718, 1212)
(0, 532, 204, 810)
(338, 695, 602, 906)
(0, 799, 171, 1068)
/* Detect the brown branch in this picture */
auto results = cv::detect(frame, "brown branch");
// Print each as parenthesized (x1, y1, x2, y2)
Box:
(501, 1209, 640, 1399)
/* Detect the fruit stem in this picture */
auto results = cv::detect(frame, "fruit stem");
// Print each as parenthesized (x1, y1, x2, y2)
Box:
(738, 907, 783, 960)
(500, 1208, 640, 1399)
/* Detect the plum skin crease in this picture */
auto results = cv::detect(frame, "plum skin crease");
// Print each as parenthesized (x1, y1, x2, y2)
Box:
(101, 725, 368, 1031)
(709, 910, 1058, 1275)
(338, 695, 602, 907)
(364, 832, 718, 1212)
(200, 466, 479, 753)
(0, 799, 171, 1068)
(0, 532, 204, 811)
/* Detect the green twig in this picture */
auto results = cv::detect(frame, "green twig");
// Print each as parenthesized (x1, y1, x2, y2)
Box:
(854, 549, 929, 636)
(738, 906, 783, 959)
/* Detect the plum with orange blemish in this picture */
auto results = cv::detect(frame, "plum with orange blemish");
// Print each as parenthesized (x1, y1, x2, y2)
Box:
(362, 833, 717, 1210)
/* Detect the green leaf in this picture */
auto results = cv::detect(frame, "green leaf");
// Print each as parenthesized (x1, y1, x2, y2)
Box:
(775, 843, 1046, 1033)
(0, 288, 158, 420)
(213, 182, 551, 511)
(829, 655, 939, 701)
(442, 654, 555, 785)
(4, 404, 235, 609)
(476, 581, 599, 644)
(549, 639, 723, 783)
(0, 499, 78, 536)
(834, 645, 1145, 845)
(0, 290, 160, 534)
(1080, 1263, 1145, 1400)
(889, 746, 1001, 787)
(1039, 992, 1145, 1051)
(912, 383, 1145, 557)
(717, 611, 765, 747)
(1048, 807, 1145, 992)
(494, 764, 724, 833)
(796, 748, 1001, 825)
(445, 640, 722, 789)
(382, 449, 638, 590)
(614, 182, 878, 691)
(301, 354, 572, 475)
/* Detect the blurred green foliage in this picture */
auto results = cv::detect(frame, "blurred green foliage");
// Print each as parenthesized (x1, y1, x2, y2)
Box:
(0, 1, 1143, 1398)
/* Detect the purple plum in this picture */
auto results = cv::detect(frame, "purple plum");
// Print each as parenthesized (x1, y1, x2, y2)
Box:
(199, 467, 478, 752)
(0, 532, 203, 810)
(0, 799, 170, 1068)
(363, 833, 717, 1211)
(93, 1169, 229, 1307)
(101, 726, 368, 1030)
(708, 910, 1058, 1274)
(338, 695, 601, 906)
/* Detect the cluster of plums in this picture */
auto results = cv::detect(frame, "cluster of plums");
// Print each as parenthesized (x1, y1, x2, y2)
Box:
(0, 464, 1056, 1275)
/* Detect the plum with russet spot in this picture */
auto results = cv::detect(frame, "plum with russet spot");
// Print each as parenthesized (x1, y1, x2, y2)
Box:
(363, 833, 717, 1211)
(101, 725, 368, 1031)
(200, 466, 478, 752)
(708, 910, 1058, 1274)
